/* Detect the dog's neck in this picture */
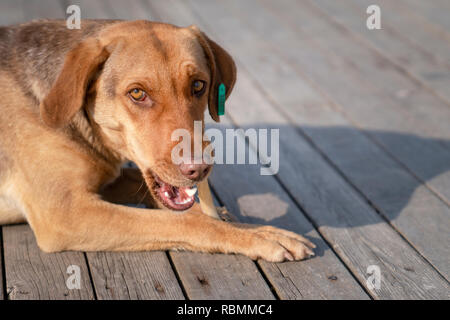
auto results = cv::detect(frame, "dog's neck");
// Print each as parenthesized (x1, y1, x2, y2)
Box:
(67, 108, 125, 170)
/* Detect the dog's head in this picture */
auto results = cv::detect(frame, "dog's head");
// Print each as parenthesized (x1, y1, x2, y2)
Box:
(39, 21, 236, 211)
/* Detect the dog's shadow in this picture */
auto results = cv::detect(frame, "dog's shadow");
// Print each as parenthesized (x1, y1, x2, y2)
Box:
(202, 124, 450, 257)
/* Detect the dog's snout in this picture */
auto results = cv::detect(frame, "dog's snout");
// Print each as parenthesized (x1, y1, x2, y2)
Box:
(179, 162, 211, 181)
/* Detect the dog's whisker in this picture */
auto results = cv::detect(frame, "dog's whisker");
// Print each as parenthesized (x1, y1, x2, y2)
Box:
(137, 189, 149, 207)
(132, 180, 145, 197)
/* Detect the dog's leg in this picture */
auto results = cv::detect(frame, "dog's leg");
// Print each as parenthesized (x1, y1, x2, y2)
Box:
(9, 131, 314, 261)
(0, 197, 26, 224)
(25, 194, 314, 262)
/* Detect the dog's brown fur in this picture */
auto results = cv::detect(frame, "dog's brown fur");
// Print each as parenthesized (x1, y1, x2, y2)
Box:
(0, 20, 314, 262)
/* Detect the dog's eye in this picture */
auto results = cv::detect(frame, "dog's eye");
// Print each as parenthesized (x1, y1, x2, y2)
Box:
(129, 88, 147, 101)
(192, 80, 206, 96)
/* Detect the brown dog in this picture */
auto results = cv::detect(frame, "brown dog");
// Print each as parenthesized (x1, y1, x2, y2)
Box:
(0, 20, 314, 262)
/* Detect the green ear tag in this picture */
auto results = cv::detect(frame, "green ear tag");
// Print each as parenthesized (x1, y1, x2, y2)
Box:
(217, 83, 226, 116)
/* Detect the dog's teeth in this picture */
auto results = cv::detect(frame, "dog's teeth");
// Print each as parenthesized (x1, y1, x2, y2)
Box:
(164, 192, 170, 198)
(185, 187, 197, 197)
(176, 198, 190, 205)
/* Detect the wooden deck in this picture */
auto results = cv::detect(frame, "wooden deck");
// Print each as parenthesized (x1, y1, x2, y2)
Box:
(0, 0, 449, 300)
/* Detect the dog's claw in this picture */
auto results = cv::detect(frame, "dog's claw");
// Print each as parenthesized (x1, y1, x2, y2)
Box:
(284, 252, 294, 261)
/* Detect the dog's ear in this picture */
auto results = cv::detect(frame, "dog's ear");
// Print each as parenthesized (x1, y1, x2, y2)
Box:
(190, 26, 237, 122)
(40, 38, 111, 128)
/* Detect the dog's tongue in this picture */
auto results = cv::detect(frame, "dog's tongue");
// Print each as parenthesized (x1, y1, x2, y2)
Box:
(157, 180, 197, 211)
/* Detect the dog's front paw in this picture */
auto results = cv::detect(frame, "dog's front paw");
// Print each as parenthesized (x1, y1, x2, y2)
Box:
(238, 225, 316, 262)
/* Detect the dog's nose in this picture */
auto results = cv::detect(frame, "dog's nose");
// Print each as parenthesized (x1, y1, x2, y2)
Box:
(179, 162, 211, 181)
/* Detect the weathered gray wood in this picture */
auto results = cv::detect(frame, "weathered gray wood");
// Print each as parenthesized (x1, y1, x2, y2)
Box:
(374, 0, 450, 67)
(69, 0, 116, 19)
(258, 0, 450, 150)
(263, 0, 450, 198)
(265, 0, 450, 146)
(205, 129, 369, 300)
(151, 0, 371, 300)
(22, 0, 66, 21)
(180, 0, 450, 299)
(355, 0, 450, 63)
(182, 0, 450, 280)
(86, 251, 184, 300)
(312, 0, 450, 106)
(228, 0, 450, 213)
(206, 129, 369, 300)
(144, 0, 191, 25)
(3, 224, 95, 299)
(170, 251, 275, 300)
(212, 109, 449, 299)
(396, 0, 450, 36)
(102, 0, 153, 20)
(0, 0, 25, 25)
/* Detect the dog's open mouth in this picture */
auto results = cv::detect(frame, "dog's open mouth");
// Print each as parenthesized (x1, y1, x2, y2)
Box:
(151, 174, 197, 211)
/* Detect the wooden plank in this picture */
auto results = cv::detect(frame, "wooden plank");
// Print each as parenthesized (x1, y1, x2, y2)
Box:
(3, 224, 95, 299)
(0, 0, 25, 25)
(86, 251, 184, 300)
(232, 0, 450, 205)
(144, 0, 192, 25)
(376, 0, 450, 67)
(151, 0, 370, 300)
(178, 0, 450, 299)
(186, 0, 450, 279)
(264, 0, 450, 147)
(170, 251, 275, 300)
(68, 0, 116, 20)
(22, 0, 66, 21)
(312, 0, 450, 106)
(396, 0, 450, 36)
(353, 0, 450, 65)
(101, 0, 152, 20)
